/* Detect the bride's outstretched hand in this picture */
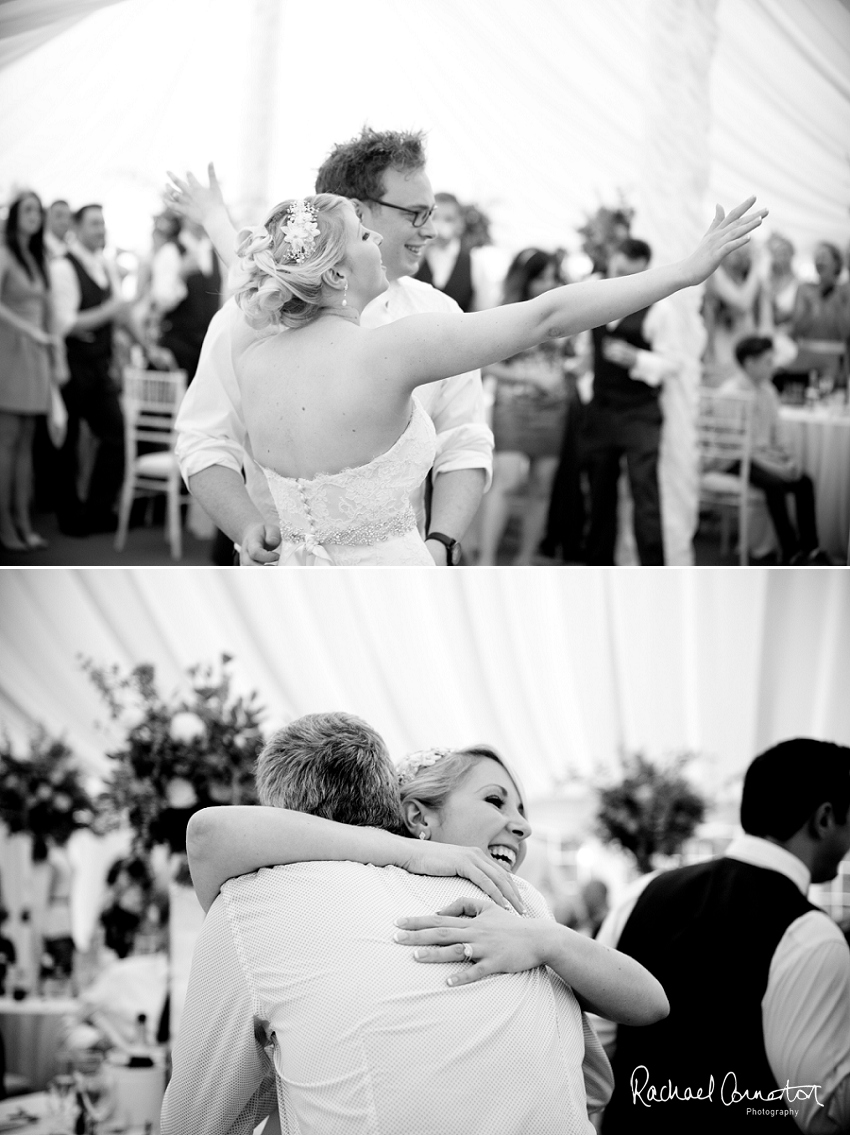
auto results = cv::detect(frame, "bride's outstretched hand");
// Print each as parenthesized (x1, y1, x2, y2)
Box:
(165, 162, 226, 227)
(685, 196, 768, 287)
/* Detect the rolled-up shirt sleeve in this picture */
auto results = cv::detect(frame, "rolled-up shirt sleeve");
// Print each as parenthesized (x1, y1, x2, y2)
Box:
(175, 301, 252, 481)
(427, 371, 494, 489)
(627, 301, 683, 388)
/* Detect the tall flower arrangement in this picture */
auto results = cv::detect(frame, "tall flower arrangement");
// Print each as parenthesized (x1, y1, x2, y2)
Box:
(577, 198, 635, 274)
(0, 729, 96, 860)
(83, 655, 264, 856)
(596, 752, 706, 875)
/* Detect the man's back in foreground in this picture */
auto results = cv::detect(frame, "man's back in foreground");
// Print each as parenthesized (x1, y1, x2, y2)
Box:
(166, 861, 595, 1135)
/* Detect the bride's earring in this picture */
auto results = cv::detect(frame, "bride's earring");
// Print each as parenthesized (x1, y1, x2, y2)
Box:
(341, 278, 348, 308)
(418, 830, 429, 841)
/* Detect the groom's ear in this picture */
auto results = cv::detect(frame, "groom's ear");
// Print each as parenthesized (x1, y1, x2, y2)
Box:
(402, 798, 429, 837)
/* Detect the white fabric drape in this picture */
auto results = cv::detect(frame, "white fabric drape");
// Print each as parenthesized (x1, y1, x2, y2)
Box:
(0, 0, 847, 254)
(0, 0, 127, 68)
(638, 0, 717, 566)
(0, 569, 847, 803)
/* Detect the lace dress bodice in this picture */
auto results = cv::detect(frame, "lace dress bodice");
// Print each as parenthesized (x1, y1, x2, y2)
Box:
(260, 397, 436, 566)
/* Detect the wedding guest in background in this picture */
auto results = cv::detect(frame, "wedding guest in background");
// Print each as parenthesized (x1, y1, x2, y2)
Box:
(477, 249, 570, 565)
(722, 336, 826, 565)
(790, 242, 850, 388)
(151, 213, 222, 381)
(595, 738, 850, 1135)
(0, 191, 55, 551)
(50, 204, 131, 536)
(764, 233, 801, 377)
(44, 199, 73, 260)
(581, 238, 679, 566)
(413, 191, 490, 312)
(0, 909, 16, 997)
(702, 243, 771, 383)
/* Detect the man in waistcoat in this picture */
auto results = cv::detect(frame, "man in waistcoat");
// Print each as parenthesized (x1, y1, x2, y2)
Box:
(50, 204, 130, 535)
(594, 738, 850, 1135)
(151, 215, 222, 382)
(581, 238, 678, 565)
(414, 192, 476, 312)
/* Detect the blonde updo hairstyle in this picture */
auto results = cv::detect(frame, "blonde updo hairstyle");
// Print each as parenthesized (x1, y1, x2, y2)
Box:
(234, 193, 351, 330)
(398, 745, 527, 832)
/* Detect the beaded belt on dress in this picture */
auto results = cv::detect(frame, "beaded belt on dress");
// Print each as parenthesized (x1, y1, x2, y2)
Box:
(278, 507, 417, 547)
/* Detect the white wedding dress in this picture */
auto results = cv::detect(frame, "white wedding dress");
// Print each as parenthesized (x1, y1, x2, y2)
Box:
(260, 398, 436, 566)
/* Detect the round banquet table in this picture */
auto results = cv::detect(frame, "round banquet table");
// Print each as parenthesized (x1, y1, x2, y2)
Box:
(0, 999, 78, 1093)
(780, 404, 850, 561)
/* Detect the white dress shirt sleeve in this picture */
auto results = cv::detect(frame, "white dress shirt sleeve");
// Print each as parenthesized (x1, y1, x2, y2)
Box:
(428, 368, 494, 488)
(49, 257, 81, 338)
(151, 242, 188, 312)
(160, 897, 277, 1135)
(628, 301, 681, 387)
(174, 300, 252, 481)
(762, 912, 850, 1135)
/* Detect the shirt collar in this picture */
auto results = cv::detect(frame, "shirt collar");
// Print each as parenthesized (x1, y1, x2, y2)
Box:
(724, 833, 811, 894)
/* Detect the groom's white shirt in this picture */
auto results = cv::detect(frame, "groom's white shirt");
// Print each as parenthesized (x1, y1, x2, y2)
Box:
(174, 278, 494, 533)
(162, 863, 610, 1135)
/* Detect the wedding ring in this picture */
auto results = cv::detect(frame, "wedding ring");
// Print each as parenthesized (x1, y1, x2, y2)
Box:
(462, 943, 474, 961)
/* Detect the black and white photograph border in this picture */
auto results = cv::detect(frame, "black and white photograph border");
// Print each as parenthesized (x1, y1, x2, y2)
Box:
(0, 566, 848, 1115)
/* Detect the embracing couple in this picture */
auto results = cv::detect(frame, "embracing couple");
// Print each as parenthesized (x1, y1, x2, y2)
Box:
(161, 711, 669, 1135)
(171, 127, 765, 567)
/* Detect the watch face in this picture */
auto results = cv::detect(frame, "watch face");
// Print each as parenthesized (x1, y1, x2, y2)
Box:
(449, 542, 462, 565)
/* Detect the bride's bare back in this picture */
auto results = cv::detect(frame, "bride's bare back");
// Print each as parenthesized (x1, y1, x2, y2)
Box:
(236, 316, 415, 480)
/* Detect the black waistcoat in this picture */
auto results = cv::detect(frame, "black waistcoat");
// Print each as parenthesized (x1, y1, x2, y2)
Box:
(415, 249, 474, 312)
(64, 251, 113, 367)
(602, 858, 819, 1135)
(161, 242, 222, 347)
(591, 306, 658, 410)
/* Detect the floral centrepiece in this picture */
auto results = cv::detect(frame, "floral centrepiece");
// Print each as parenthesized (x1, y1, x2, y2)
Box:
(83, 654, 265, 855)
(0, 729, 95, 860)
(596, 752, 706, 875)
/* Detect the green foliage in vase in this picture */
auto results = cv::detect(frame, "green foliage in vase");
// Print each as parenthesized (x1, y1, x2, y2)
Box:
(0, 729, 96, 860)
(82, 654, 265, 853)
(596, 752, 706, 875)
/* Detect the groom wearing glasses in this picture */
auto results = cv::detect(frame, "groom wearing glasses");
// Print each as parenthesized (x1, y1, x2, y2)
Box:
(175, 127, 492, 566)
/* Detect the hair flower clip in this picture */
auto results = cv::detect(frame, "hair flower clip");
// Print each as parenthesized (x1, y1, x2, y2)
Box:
(279, 201, 320, 264)
(396, 747, 453, 786)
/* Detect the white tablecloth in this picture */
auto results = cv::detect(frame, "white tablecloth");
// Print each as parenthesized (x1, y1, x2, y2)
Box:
(0, 999, 77, 1092)
(780, 405, 850, 561)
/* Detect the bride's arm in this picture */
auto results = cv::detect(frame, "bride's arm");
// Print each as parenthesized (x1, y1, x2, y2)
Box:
(368, 198, 766, 391)
(165, 164, 239, 269)
(186, 806, 524, 914)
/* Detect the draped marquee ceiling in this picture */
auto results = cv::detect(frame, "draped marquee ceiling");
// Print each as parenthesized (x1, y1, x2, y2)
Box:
(0, 0, 848, 256)
(0, 569, 847, 815)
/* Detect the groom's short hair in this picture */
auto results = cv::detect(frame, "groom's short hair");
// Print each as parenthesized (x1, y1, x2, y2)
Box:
(255, 711, 406, 834)
(315, 126, 426, 203)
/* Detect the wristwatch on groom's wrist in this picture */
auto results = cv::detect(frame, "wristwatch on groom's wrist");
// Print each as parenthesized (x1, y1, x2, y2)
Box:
(425, 532, 462, 566)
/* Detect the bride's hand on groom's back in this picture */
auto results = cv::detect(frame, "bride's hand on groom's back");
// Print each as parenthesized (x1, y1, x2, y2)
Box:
(396, 841, 524, 913)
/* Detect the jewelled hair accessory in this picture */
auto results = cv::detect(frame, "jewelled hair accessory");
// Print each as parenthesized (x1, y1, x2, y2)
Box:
(397, 747, 453, 786)
(279, 200, 321, 264)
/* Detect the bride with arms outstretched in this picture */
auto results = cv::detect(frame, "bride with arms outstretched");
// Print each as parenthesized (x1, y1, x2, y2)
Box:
(169, 170, 765, 566)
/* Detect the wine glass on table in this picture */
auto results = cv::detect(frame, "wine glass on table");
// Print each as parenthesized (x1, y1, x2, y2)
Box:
(46, 1073, 77, 1135)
